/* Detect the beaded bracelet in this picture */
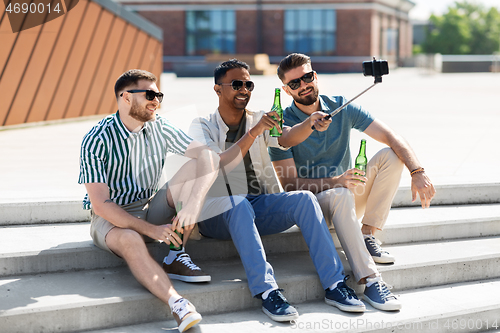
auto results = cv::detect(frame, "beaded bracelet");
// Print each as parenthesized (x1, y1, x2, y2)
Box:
(410, 167, 425, 176)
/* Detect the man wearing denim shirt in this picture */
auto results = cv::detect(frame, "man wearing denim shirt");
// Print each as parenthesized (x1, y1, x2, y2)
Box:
(270, 53, 436, 311)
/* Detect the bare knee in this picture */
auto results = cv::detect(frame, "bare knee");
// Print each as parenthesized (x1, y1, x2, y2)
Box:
(107, 228, 147, 260)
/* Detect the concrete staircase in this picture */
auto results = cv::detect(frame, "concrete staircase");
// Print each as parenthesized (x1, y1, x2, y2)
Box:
(1, 184, 500, 333)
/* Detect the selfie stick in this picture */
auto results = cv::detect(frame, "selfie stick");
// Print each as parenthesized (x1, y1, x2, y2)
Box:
(311, 76, 382, 130)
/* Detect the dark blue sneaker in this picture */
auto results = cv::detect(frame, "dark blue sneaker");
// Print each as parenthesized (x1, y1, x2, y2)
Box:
(325, 277, 366, 313)
(363, 276, 402, 311)
(261, 289, 299, 322)
(364, 235, 395, 264)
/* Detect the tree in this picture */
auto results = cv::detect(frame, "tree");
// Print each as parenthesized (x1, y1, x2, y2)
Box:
(422, 1, 500, 55)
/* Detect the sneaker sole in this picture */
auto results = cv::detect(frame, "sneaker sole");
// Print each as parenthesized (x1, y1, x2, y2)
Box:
(168, 273, 211, 283)
(178, 313, 202, 332)
(372, 256, 395, 264)
(262, 307, 299, 322)
(363, 294, 402, 311)
(324, 297, 366, 313)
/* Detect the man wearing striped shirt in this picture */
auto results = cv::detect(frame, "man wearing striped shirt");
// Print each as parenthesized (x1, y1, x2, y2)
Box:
(78, 69, 219, 332)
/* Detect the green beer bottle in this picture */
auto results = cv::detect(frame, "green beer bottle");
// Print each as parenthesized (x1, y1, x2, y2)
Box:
(355, 139, 367, 180)
(269, 88, 283, 137)
(169, 202, 183, 251)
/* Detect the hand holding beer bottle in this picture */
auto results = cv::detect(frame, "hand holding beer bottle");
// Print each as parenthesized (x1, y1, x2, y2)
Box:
(269, 88, 283, 137)
(170, 202, 184, 251)
(354, 139, 367, 182)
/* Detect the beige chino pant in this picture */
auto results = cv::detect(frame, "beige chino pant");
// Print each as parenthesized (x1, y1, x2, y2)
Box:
(316, 148, 404, 282)
(90, 182, 176, 255)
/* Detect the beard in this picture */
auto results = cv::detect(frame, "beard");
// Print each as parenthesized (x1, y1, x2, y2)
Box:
(294, 86, 319, 106)
(129, 99, 155, 123)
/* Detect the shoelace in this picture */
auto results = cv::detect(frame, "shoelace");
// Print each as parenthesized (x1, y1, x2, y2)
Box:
(337, 276, 359, 300)
(372, 279, 397, 302)
(267, 289, 290, 309)
(171, 298, 190, 318)
(176, 253, 201, 271)
(366, 236, 388, 255)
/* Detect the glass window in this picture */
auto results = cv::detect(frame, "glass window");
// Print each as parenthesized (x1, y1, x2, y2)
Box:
(284, 9, 336, 56)
(186, 10, 236, 56)
(386, 28, 398, 54)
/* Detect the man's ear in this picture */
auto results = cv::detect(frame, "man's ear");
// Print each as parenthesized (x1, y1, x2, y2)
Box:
(120, 91, 131, 104)
(282, 85, 292, 97)
(214, 85, 221, 96)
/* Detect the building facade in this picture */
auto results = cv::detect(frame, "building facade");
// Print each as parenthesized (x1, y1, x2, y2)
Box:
(0, 0, 162, 126)
(118, 0, 415, 73)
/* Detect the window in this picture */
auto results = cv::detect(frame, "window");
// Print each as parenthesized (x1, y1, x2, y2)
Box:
(386, 28, 398, 54)
(284, 9, 336, 55)
(186, 10, 236, 56)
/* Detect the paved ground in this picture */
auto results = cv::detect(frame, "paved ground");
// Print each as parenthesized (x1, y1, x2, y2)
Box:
(1, 68, 499, 203)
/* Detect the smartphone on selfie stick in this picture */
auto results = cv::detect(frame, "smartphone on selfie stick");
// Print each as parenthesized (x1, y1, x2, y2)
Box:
(312, 58, 389, 129)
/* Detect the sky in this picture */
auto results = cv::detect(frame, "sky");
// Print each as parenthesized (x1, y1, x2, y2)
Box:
(409, 0, 500, 20)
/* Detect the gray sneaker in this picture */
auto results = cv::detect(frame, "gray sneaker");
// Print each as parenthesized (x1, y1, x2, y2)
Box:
(364, 235, 395, 264)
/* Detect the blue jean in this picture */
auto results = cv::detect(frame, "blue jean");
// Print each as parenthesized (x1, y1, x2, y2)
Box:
(198, 190, 345, 297)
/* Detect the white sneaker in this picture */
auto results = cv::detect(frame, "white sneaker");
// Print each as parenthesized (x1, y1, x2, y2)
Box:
(171, 298, 202, 332)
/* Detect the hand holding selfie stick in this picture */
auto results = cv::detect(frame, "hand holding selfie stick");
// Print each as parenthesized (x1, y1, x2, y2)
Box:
(312, 57, 388, 130)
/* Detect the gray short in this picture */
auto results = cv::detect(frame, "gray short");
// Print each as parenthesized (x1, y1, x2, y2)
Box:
(90, 182, 176, 255)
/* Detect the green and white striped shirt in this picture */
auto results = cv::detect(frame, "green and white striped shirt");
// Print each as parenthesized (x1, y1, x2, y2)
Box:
(78, 111, 193, 209)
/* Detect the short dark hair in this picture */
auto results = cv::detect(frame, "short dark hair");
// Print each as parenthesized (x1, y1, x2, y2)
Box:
(214, 59, 250, 84)
(277, 53, 311, 81)
(114, 69, 157, 99)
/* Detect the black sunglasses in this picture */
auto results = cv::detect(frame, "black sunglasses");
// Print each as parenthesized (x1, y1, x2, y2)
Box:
(120, 90, 164, 103)
(218, 80, 255, 92)
(286, 71, 316, 90)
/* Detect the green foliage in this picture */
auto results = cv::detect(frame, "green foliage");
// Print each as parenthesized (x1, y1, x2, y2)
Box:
(422, 1, 500, 54)
(413, 44, 423, 54)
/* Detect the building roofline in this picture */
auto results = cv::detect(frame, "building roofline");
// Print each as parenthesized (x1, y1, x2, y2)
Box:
(122, 1, 413, 20)
(92, 0, 162, 41)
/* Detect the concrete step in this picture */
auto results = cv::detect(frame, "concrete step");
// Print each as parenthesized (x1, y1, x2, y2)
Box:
(1, 204, 500, 277)
(1, 183, 499, 226)
(1, 237, 500, 332)
(391, 183, 500, 208)
(380, 203, 500, 244)
(0, 201, 90, 226)
(86, 278, 500, 333)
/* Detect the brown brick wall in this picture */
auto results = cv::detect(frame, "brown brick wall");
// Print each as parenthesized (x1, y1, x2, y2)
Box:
(336, 10, 373, 56)
(262, 10, 284, 56)
(312, 62, 363, 73)
(399, 19, 413, 59)
(140, 11, 184, 56)
(132, 4, 413, 73)
(236, 10, 258, 53)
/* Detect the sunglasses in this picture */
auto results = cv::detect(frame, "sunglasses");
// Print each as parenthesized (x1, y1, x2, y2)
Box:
(120, 90, 164, 103)
(286, 71, 316, 90)
(218, 80, 255, 92)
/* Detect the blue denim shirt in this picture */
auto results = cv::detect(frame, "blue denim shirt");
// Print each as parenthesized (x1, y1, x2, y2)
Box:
(269, 95, 374, 178)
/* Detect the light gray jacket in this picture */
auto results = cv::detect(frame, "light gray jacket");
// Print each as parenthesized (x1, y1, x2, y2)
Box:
(188, 108, 287, 194)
